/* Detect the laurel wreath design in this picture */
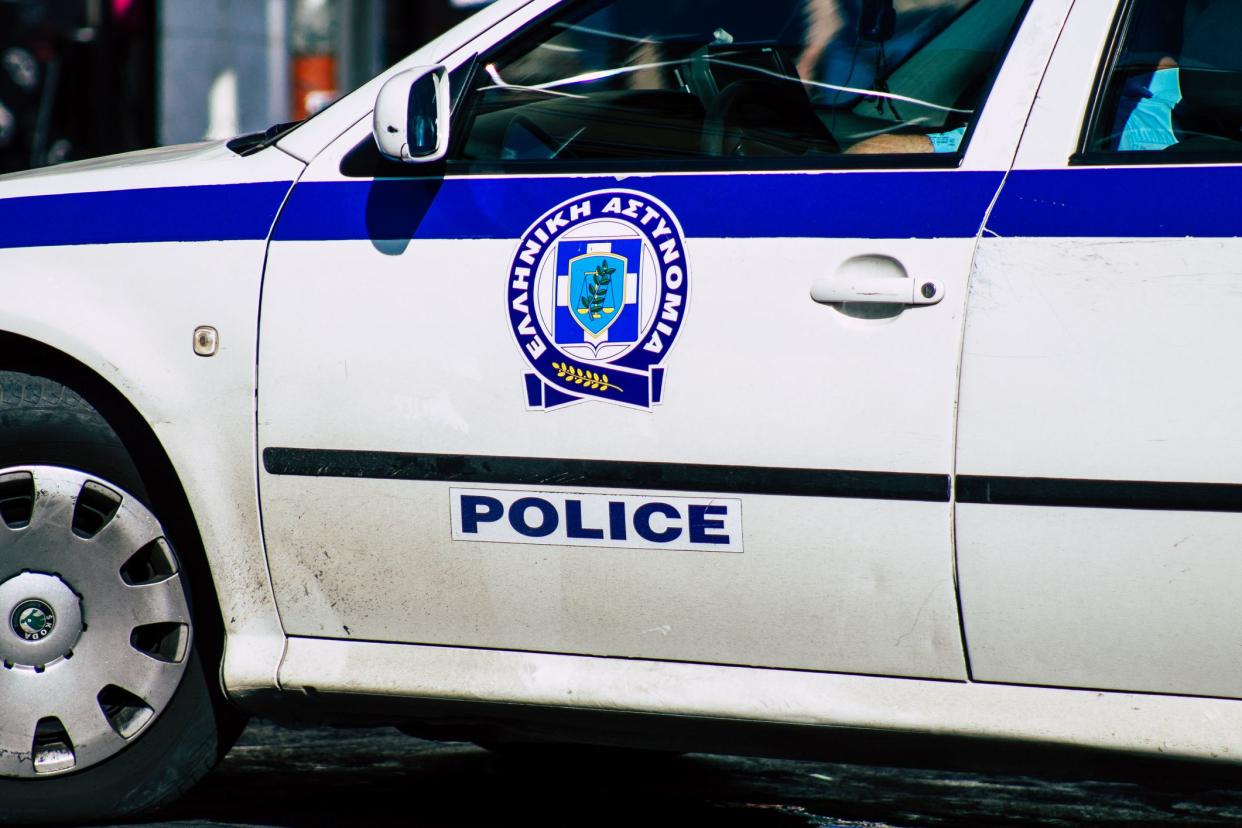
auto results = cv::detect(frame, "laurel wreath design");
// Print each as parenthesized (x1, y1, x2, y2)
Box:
(551, 361, 622, 393)
(578, 259, 616, 320)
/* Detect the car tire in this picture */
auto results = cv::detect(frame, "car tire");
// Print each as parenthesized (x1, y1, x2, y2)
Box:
(0, 371, 241, 825)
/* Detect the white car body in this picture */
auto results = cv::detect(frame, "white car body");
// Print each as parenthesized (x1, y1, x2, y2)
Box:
(3, 0, 1242, 779)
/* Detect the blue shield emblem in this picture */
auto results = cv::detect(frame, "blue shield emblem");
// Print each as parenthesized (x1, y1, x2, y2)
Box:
(568, 253, 627, 337)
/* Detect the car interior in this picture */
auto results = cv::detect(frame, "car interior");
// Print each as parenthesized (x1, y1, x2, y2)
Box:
(455, 0, 1027, 164)
(1090, 0, 1242, 155)
(1174, 0, 1242, 153)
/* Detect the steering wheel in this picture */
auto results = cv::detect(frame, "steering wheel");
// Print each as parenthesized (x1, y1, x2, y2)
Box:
(700, 79, 841, 158)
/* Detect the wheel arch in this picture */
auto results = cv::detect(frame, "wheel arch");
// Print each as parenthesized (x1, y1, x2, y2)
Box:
(0, 287, 286, 701)
(0, 371, 250, 820)
(0, 331, 229, 659)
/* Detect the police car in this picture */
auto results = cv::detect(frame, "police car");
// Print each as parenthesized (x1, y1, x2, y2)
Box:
(2, 0, 1241, 821)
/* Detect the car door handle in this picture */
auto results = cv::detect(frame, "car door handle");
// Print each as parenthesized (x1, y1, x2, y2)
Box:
(810, 275, 944, 306)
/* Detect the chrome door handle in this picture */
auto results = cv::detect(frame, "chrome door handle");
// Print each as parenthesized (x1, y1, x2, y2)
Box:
(810, 275, 944, 306)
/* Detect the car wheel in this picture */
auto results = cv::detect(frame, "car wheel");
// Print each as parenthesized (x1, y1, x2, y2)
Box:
(0, 373, 238, 824)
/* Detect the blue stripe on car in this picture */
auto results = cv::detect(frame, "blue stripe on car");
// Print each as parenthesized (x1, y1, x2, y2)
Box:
(986, 167, 1242, 238)
(0, 182, 292, 249)
(271, 172, 1004, 241)
(1, 167, 1240, 246)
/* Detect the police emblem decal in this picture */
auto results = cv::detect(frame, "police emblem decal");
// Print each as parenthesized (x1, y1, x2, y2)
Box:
(507, 190, 689, 411)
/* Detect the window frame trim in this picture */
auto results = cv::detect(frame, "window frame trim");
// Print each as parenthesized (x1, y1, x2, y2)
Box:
(1073, 0, 1136, 162)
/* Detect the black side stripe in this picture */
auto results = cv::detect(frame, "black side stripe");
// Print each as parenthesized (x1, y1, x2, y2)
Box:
(262, 448, 951, 503)
(957, 475, 1242, 513)
(263, 449, 1242, 513)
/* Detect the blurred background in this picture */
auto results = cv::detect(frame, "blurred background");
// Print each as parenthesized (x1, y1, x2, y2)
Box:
(0, 0, 495, 173)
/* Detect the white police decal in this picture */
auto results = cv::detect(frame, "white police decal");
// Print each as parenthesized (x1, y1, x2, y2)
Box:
(451, 489, 742, 553)
(507, 189, 690, 411)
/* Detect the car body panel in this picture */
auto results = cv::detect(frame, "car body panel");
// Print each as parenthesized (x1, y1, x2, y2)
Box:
(253, 1, 1069, 681)
(278, 636, 1242, 765)
(0, 143, 305, 694)
(957, 0, 1242, 699)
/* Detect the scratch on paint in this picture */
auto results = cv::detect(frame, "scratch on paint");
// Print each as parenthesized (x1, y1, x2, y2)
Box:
(642, 625, 672, 636)
(896, 587, 938, 648)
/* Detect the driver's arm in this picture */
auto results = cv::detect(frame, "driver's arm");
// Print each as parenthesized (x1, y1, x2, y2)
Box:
(845, 133, 935, 154)
(845, 125, 966, 155)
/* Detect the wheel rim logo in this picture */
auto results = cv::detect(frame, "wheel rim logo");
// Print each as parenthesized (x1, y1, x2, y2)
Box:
(11, 600, 55, 641)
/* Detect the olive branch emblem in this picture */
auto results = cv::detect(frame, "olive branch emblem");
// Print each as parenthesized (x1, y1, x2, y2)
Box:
(577, 259, 617, 320)
(551, 361, 622, 393)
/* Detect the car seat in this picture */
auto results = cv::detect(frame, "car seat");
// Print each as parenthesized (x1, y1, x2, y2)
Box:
(1103, 0, 1184, 152)
(1168, 0, 1242, 151)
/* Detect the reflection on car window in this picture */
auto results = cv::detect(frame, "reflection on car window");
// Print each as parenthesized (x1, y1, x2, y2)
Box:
(1086, 0, 1242, 158)
(453, 0, 1027, 167)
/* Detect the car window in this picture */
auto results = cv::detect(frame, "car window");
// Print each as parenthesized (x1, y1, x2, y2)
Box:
(1083, 0, 1242, 160)
(450, 0, 1028, 169)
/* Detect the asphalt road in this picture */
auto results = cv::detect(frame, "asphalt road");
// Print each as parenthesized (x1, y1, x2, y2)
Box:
(108, 720, 1242, 828)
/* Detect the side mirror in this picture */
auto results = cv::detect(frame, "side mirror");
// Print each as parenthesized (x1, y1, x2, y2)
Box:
(373, 65, 451, 163)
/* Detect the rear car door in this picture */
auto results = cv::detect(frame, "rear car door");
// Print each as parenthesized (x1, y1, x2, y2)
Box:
(258, 0, 1059, 678)
(957, 0, 1242, 698)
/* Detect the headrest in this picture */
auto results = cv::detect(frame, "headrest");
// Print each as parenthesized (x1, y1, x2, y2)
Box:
(1123, 1, 1184, 63)
(1182, 0, 1242, 71)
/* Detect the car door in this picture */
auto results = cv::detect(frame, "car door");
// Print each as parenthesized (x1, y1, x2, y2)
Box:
(257, 0, 1059, 679)
(957, 0, 1242, 698)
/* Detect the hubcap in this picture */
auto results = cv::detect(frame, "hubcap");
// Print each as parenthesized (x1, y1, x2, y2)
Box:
(0, 466, 192, 778)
